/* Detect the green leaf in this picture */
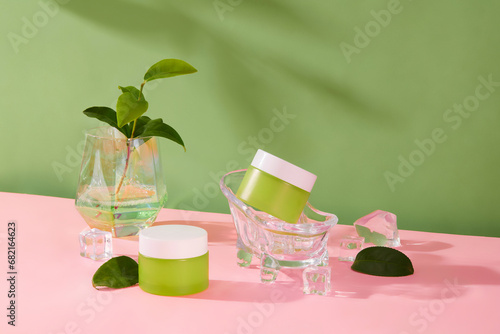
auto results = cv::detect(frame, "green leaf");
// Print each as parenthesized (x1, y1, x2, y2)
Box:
(116, 92, 149, 128)
(83, 106, 130, 137)
(118, 85, 145, 101)
(351, 246, 414, 277)
(140, 118, 185, 150)
(143, 59, 197, 82)
(133, 115, 152, 137)
(92, 256, 138, 289)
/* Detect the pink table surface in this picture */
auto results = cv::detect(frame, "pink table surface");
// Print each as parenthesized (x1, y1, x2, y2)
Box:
(1, 192, 499, 334)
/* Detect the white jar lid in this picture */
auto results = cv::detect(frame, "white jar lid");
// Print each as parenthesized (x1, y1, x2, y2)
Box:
(250, 149, 317, 192)
(139, 225, 208, 260)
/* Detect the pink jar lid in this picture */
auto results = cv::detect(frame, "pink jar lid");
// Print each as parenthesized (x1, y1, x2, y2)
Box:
(250, 149, 317, 192)
(139, 225, 208, 259)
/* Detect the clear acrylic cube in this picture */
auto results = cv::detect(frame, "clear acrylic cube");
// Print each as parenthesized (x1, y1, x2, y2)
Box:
(79, 228, 112, 261)
(339, 236, 365, 262)
(302, 266, 331, 296)
(354, 210, 400, 247)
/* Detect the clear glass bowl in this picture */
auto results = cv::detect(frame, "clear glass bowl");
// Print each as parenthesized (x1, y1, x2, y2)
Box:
(220, 169, 338, 287)
(75, 127, 167, 237)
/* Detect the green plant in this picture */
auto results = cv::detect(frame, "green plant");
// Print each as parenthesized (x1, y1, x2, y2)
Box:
(83, 58, 197, 149)
(82, 59, 197, 195)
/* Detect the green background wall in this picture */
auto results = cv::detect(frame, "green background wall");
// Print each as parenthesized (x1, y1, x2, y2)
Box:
(1, 0, 499, 237)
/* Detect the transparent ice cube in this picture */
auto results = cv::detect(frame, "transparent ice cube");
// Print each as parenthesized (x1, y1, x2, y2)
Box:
(339, 236, 364, 261)
(354, 210, 400, 247)
(79, 228, 112, 260)
(260, 254, 280, 283)
(236, 249, 253, 267)
(302, 266, 331, 296)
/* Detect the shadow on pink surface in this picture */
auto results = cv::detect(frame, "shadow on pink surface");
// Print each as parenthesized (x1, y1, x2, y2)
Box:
(184, 279, 305, 302)
(400, 240, 453, 252)
(107, 251, 499, 303)
(154, 220, 238, 246)
(329, 252, 500, 301)
(93, 272, 306, 303)
(111, 219, 237, 250)
(106, 217, 500, 303)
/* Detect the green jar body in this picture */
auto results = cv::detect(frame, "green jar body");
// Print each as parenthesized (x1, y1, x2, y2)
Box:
(236, 166, 310, 224)
(138, 252, 209, 296)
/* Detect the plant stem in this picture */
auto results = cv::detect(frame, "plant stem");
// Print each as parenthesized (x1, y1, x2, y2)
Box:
(139, 81, 146, 100)
(131, 119, 137, 138)
(115, 140, 132, 198)
(115, 82, 145, 199)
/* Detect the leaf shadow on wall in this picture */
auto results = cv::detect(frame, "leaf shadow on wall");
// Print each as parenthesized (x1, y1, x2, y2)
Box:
(62, 0, 397, 130)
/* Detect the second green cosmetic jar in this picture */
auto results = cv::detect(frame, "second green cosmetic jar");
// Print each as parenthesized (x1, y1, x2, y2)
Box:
(139, 225, 209, 296)
(236, 149, 317, 224)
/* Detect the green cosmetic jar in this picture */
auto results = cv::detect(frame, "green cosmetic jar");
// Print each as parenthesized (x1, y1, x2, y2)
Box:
(139, 225, 208, 296)
(236, 149, 317, 224)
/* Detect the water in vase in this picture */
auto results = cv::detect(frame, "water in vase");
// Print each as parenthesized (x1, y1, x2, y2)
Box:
(76, 184, 167, 237)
